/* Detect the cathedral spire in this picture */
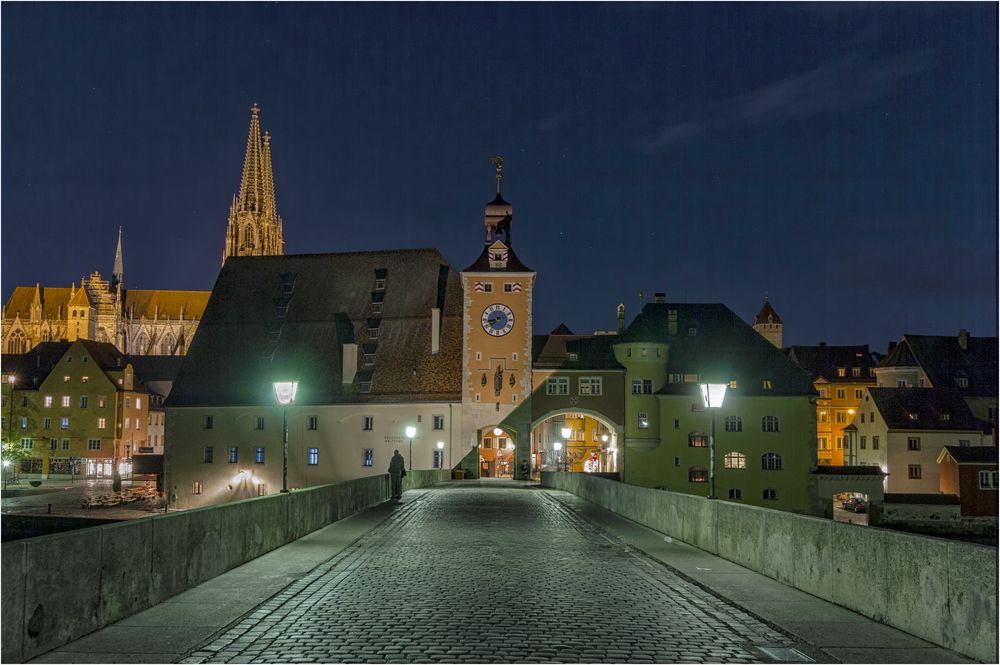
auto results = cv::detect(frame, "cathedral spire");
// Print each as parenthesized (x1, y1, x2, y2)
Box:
(112, 226, 124, 291)
(224, 104, 285, 264)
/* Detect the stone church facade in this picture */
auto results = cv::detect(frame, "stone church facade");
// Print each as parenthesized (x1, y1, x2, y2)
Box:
(2, 105, 284, 356)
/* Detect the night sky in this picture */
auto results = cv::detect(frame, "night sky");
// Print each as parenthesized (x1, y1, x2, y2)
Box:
(2, 3, 996, 350)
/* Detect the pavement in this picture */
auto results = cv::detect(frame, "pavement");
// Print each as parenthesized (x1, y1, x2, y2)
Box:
(28, 481, 973, 664)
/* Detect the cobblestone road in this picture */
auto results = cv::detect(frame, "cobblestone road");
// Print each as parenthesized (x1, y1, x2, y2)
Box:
(183, 486, 814, 663)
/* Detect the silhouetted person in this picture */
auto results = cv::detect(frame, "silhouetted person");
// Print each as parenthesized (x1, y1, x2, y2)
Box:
(389, 449, 406, 501)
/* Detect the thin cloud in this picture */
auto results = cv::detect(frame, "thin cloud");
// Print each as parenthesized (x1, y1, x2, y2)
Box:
(634, 120, 704, 154)
(636, 49, 934, 154)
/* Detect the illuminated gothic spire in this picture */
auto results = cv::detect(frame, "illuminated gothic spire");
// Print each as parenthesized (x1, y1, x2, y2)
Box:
(224, 104, 284, 264)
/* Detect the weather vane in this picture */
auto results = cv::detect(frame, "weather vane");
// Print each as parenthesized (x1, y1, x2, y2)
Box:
(491, 155, 503, 193)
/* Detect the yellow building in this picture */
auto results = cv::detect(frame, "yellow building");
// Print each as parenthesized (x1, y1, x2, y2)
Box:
(785, 344, 879, 465)
(2, 340, 150, 478)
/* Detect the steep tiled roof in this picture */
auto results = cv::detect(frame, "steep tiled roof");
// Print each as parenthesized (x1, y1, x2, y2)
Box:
(166, 249, 464, 407)
(754, 300, 782, 325)
(786, 344, 878, 383)
(1, 342, 72, 388)
(124, 290, 211, 320)
(619, 303, 815, 397)
(884, 493, 962, 505)
(881, 334, 998, 397)
(4, 287, 72, 320)
(938, 446, 999, 465)
(868, 387, 984, 431)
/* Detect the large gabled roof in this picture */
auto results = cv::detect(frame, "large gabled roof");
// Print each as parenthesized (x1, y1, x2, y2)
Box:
(868, 387, 985, 432)
(166, 249, 464, 407)
(618, 302, 814, 397)
(786, 344, 878, 383)
(879, 334, 998, 397)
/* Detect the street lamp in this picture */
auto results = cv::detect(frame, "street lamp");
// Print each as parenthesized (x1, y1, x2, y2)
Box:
(700, 383, 728, 500)
(553, 441, 563, 472)
(272, 381, 298, 493)
(405, 426, 417, 470)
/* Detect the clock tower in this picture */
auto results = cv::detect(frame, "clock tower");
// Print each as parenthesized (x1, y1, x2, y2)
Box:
(460, 157, 535, 477)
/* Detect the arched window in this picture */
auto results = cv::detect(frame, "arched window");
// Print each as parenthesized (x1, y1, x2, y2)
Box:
(761, 453, 783, 470)
(724, 452, 746, 469)
(688, 465, 708, 483)
(688, 432, 708, 448)
(762, 415, 780, 432)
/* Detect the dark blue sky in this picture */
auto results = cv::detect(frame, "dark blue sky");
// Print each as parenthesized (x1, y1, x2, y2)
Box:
(3, 3, 996, 350)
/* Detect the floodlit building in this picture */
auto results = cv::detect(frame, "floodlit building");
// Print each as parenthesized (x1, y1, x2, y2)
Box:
(848, 387, 991, 493)
(786, 343, 879, 465)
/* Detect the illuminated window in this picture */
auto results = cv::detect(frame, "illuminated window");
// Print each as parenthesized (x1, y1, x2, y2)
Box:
(688, 466, 708, 483)
(724, 452, 746, 469)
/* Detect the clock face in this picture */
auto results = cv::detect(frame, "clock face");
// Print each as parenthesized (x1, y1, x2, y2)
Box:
(481, 303, 515, 337)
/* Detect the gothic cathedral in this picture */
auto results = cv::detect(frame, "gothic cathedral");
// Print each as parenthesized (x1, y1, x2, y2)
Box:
(460, 158, 535, 478)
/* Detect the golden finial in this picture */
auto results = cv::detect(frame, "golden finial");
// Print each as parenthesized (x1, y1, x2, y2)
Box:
(491, 155, 503, 194)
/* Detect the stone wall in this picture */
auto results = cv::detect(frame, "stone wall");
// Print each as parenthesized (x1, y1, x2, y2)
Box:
(2, 472, 448, 663)
(542, 472, 997, 663)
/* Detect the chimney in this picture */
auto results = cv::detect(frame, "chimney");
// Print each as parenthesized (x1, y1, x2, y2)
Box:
(654, 292, 666, 304)
(958, 329, 969, 351)
(431, 308, 441, 355)
(342, 343, 358, 385)
(616, 304, 625, 333)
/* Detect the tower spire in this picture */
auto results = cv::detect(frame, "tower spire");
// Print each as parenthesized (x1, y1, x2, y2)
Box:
(238, 103, 264, 214)
(224, 104, 285, 264)
(112, 226, 124, 291)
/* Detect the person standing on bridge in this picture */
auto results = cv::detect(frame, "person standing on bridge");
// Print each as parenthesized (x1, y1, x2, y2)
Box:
(389, 449, 406, 501)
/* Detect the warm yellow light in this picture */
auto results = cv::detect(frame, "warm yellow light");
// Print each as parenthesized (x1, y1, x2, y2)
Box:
(405, 426, 417, 438)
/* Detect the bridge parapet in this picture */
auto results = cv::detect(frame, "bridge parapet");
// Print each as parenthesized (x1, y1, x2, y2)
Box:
(542, 471, 997, 663)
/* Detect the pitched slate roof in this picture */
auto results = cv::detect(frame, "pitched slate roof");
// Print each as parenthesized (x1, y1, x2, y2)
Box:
(786, 344, 878, 383)
(166, 249, 464, 407)
(618, 303, 815, 397)
(1, 342, 73, 388)
(938, 446, 999, 465)
(868, 387, 984, 431)
(880, 334, 998, 397)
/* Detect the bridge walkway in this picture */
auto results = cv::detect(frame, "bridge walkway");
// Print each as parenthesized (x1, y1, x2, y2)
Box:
(30, 481, 972, 664)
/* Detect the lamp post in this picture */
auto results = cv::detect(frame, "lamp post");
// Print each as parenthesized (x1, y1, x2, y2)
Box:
(405, 426, 417, 471)
(700, 383, 728, 500)
(272, 381, 299, 493)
